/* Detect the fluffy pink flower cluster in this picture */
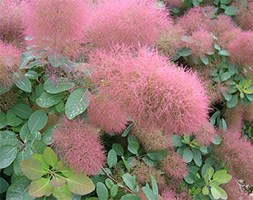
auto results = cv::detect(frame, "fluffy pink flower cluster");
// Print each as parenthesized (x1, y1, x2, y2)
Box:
(237, 2, 253, 31)
(24, 0, 89, 57)
(87, 0, 172, 49)
(89, 46, 211, 136)
(215, 130, 253, 185)
(227, 31, 253, 71)
(0, 0, 25, 44)
(0, 41, 21, 88)
(53, 117, 105, 175)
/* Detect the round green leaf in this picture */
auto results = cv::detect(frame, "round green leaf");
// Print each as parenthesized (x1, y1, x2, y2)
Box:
(36, 92, 65, 108)
(6, 176, 34, 200)
(183, 148, 193, 163)
(225, 6, 238, 16)
(66, 173, 95, 195)
(0, 145, 18, 169)
(213, 170, 232, 184)
(65, 88, 91, 119)
(110, 184, 118, 198)
(127, 141, 139, 155)
(96, 182, 108, 200)
(44, 78, 74, 94)
(52, 185, 72, 200)
(13, 72, 32, 93)
(28, 178, 54, 198)
(0, 131, 18, 147)
(28, 110, 48, 133)
(202, 186, 209, 195)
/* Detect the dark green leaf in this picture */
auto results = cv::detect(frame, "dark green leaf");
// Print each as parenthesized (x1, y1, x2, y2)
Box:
(0, 177, 9, 194)
(107, 149, 117, 168)
(36, 92, 65, 108)
(28, 110, 48, 133)
(96, 182, 108, 200)
(147, 150, 168, 161)
(12, 103, 33, 119)
(0, 145, 18, 169)
(44, 78, 73, 94)
(127, 141, 139, 155)
(183, 148, 193, 163)
(112, 143, 124, 156)
(13, 72, 32, 93)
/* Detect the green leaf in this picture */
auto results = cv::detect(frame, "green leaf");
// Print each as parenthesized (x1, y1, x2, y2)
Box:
(213, 170, 232, 184)
(43, 147, 58, 168)
(212, 135, 222, 145)
(221, 72, 232, 82)
(105, 179, 114, 189)
(183, 148, 193, 163)
(122, 173, 137, 192)
(218, 50, 230, 56)
(122, 123, 133, 137)
(0, 111, 6, 129)
(107, 149, 117, 168)
(6, 176, 34, 200)
(200, 55, 209, 65)
(52, 185, 72, 200)
(0, 84, 11, 95)
(28, 110, 48, 133)
(42, 125, 55, 145)
(112, 143, 124, 156)
(13, 72, 32, 93)
(184, 172, 195, 184)
(12, 103, 33, 119)
(204, 167, 214, 183)
(147, 150, 168, 161)
(20, 123, 30, 142)
(48, 54, 66, 68)
(200, 146, 208, 154)
(192, 149, 202, 167)
(110, 185, 118, 198)
(211, 186, 221, 199)
(0, 177, 9, 194)
(172, 135, 183, 147)
(121, 194, 140, 200)
(178, 47, 192, 57)
(18, 51, 35, 69)
(36, 92, 65, 108)
(202, 186, 209, 195)
(50, 176, 66, 187)
(0, 131, 18, 147)
(246, 93, 253, 101)
(227, 94, 238, 108)
(225, 6, 238, 16)
(142, 183, 157, 200)
(44, 77, 74, 94)
(20, 157, 48, 180)
(0, 145, 18, 169)
(96, 182, 108, 200)
(65, 88, 91, 119)
(151, 176, 158, 196)
(127, 141, 139, 155)
(66, 173, 95, 195)
(28, 178, 54, 198)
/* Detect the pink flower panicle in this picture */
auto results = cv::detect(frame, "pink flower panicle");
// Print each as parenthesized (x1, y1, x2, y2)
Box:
(89, 46, 210, 135)
(53, 117, 105, 175)
(24, 0, 89, 58)
(183, 29, 214, 57)
(0, 0, 25, 44)
(0, 41, 21, 88)
(176, 6, 215, 34)
(160, 151, 188, 180)
(238, 2, 253, 31)
(227, 31, 253, 71)
(88, 0, 172, 49)
(88, 95, 128, 134)
(215, 130, 253, 185)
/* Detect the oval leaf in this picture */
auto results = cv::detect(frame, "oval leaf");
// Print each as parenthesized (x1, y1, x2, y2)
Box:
(44, 78, 74, 94)
(65, 88, 91, 119)
(28, 110, 48, 133)
(13, 72, 32, 93)
(28, 178, 53, 198)
(0, 145, 18, 169)
(36, 92, 64, 108)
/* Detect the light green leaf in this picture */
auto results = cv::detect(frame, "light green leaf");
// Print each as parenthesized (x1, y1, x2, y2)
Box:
(43, 147, 58, 168)
(213, 170, 232, 184)
(172, 135, 183, 147)
(44, 78, 74, 94)
(20, 158, 48, 180)
(218, 50, 230, 56)
(52, 185, 72, 200)
(66, 173, 95, 195)
(65, 88, 91, 119)
(211, 186, 221, 199)
(107, 149, 117, 168)
(28, 110, 48, 133)
(204, 167, 214, 183)
(6, 176, 34, 200)
(225, 6, 238, 16)
(221, 72, 232, 82)
(142, 183, 157, 200)
(50, 176, 66, 187)
(13, 72, 32, 93)
(200, 55, 209, 65)
(110, 184, 118, 198)
(227, 94, 238, 108)
(12, 103, 33, 119)
(28, 178, 53, 197)
(202, 186, 209, 195)
(121, 194, 140, 200)
(0, 145, 18, 169)
(36, 92, 65, 108)
(96, 182, 108, 200)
